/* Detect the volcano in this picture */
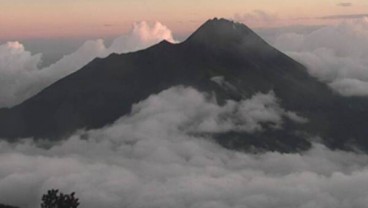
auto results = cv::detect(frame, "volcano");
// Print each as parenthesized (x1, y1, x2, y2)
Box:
(1, 18, 368, 152)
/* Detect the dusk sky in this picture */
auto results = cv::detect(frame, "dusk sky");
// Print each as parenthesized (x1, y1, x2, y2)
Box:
(1, 0, 368, 40)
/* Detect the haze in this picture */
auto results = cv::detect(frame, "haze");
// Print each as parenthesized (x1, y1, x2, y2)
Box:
(1, 0, 368, 40)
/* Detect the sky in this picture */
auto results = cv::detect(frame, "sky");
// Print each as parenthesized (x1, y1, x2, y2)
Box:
(1, 0, 368, 40)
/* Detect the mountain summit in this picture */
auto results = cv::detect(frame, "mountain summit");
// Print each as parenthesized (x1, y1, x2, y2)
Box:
(186, 18, 281, 60)
(1, 18, 368, 152)
(187, 18, 257, 45)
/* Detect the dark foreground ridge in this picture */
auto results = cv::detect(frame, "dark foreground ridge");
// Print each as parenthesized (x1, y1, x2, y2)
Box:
(1, 18, 368, 152)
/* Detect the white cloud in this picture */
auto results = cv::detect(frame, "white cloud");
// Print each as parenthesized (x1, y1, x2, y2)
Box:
(0, 42, 42, 107)
(1, 87, 365, 208)
(0, 21, 176, 108)
(337, 2, 353, 7)
(127, 87, 304, 134)
(0, 42, 41, 73)
(273, 18, 368, 96)
(109, 21, 177, 54)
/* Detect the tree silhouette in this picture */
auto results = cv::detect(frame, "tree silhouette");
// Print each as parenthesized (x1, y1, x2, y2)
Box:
(0, 204, 18, 208)
(41, 189, 80, 208)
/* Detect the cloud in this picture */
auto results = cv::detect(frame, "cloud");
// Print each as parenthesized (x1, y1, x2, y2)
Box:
(234, 10, 279, 27)
(0, 21, 176, 108)
(272, 18, 368, 96)
(109, 21, 177, 54)
(329, 78, 368, 96)
(337, 2, 353, 7)
(124, 87, 306, 134)
(319, 13, 368, 20)
(0, 87, 367, 208)
(0, 42, 43, 107)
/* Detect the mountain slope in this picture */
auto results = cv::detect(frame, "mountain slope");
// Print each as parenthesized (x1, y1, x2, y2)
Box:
(1, 18, 368, 152)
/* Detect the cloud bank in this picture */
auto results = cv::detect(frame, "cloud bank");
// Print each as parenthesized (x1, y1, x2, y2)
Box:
(234, 10, 279, 27)
(0, 21, 176, 108)
(337, 2, 353, 7)
(0, 87, 367, 208)
(273, 18, 368, 96)
(320, 13, 368, 20)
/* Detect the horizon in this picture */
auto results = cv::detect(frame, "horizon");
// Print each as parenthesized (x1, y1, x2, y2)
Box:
(1, 0, 368, 41)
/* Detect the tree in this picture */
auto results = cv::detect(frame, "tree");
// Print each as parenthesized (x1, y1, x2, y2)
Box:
(0, 204, 18, 208)
(41, 189, 80, 208)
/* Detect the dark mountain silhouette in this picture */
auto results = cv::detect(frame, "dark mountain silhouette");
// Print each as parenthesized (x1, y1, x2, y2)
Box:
(1, 18, 368, 152)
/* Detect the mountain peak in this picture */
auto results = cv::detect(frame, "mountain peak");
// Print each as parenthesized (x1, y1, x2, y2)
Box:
(185, 18, 266, 49)
(199, 17, 249, 29)
(204, 17, 243, 27)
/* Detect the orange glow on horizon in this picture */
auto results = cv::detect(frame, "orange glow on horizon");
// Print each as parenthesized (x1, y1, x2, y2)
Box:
(1, 0, 368, 40)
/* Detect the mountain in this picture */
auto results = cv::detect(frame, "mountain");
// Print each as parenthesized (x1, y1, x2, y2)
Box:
(1, 18, 368, 152)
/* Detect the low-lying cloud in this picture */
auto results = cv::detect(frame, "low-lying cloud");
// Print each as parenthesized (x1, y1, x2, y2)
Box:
(0, 87, 367, 208)
(337, 2, 353, 7)
(234, 10, 279, 27)
(273, 18, 368, 96)
(132, 87, 305, 134)
(319, 13, 368, 20)
(0, 21, 176, 108)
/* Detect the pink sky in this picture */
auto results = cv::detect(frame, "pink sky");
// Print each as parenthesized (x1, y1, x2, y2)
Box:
(1, 0, 368, 40)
